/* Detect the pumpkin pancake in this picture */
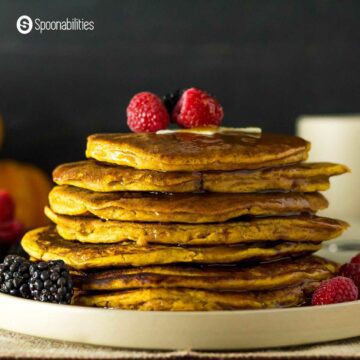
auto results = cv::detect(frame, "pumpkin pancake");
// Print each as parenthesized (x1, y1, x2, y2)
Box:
(45, 207, 347, 245)
(73, 256, 337, 292)
(203, 162, 349, 193)
(53, 160, 348, 193)
(85, 131, 310, 171)
(73, 286, 311, 311)
(48, 186, 328, 223)
(21, 227, 322, 270)
(53, 160, 201, 193)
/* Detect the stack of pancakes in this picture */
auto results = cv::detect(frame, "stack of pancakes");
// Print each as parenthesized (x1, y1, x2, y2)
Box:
(21, 129, 349, 311)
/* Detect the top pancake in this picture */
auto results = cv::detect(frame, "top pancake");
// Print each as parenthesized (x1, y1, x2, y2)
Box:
(86, 131, 310, 171)
(53, 160, 349, 193)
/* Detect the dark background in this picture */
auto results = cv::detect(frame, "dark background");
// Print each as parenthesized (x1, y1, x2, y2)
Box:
(0, 0, 359, 173)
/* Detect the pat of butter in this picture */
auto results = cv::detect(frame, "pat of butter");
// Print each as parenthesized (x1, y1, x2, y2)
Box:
(156, 127, 262, 136)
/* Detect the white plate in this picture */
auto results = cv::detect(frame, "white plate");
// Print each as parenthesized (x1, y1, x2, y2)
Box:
(1, 293, 360, 350)
(1, 250, 360, 350)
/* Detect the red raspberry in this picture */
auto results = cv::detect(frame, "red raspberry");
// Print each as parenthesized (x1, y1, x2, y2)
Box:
(339, 263, 360, 289)
(0, 190, 15, 223)
(126, 92, 169, 133)
(0, 219, 23, 244)
(172, 88, 224, 128)
(350, 253, 360, 264)
(311, 276, 358, 305)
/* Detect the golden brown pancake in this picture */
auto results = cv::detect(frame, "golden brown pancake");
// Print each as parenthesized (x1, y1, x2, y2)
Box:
(53, 160, 201, 193)
(45, 207, 347, 246)
(203, 162, 349, 193)
(53, 160, 348, 193)
(86, 131, 310, 171)
(74, 256, 337, 292)
(48, 185, 328, 223)
(21, 226, 322, 270)
(73, 286, 311, 311)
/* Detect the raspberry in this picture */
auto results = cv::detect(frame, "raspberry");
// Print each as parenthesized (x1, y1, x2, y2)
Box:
(172, 88, 224, 128)
(0, 190, 15, 223)
(350, 253, 360, 264)
(339, 263, 360, 288)
(311, 276, 358, 305)
(0, 220, 24, 244)
(126, 92, 169, 133)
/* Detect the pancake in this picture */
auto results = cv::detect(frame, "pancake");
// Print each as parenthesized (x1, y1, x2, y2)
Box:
(45, 207, 348, 245)
(203, 162, 349, 193)
(21, 227, 322, 270)
(85, 131, 310, 171)
(53, 160, 348, 193)
(53, 160, 201, 193)
(48, 186, 328, 223)
(73, 286, 311, 311)
(73, 256, 337, 291)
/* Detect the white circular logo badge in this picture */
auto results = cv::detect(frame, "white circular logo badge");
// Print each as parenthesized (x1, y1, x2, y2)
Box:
(16, 15, 33, 34)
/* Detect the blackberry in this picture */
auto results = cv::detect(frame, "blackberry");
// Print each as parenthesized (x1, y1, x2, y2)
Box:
(0, 255, 31, 298)
(162, 89, 184, 116)
(29, 260, 73, 304)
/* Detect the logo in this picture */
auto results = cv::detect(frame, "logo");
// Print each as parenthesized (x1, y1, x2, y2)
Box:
(16, 16, 94, 34)
(16, 15, 33, 34)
